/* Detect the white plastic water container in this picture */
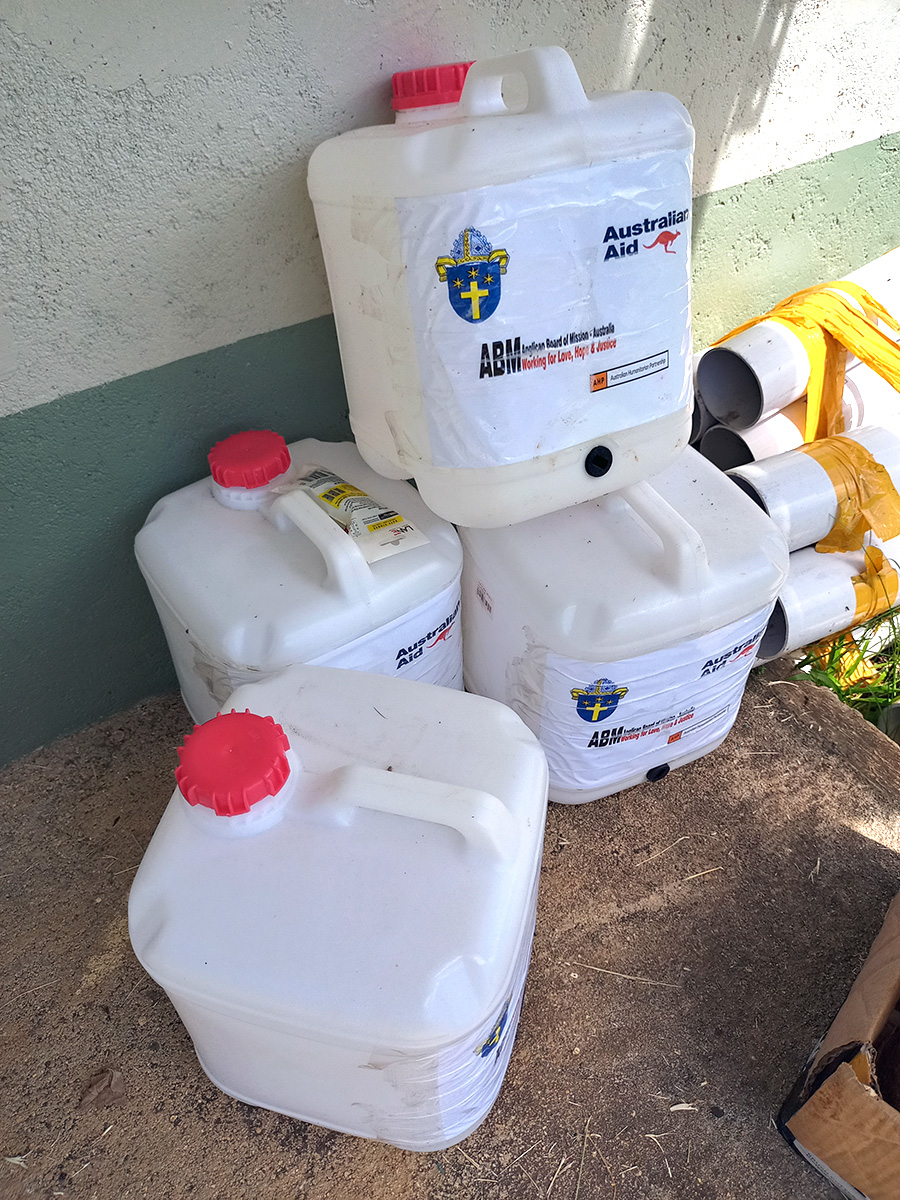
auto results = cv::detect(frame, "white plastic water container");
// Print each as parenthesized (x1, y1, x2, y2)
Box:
(128, 665, 548, 1150)
(135, 433, 463, 723)
(308, 47, 695, 527)
(460, 447, 789, 802)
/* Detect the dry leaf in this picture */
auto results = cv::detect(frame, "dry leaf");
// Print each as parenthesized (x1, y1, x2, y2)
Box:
(79, 1069, 126, 1110)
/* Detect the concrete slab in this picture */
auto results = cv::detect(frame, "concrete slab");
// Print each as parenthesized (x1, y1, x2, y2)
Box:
(2, 668, 899, 1200)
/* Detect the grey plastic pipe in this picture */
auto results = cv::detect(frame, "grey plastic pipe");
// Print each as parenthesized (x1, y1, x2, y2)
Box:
(758, 535, 900, 660)
(727, 425, 900, 552)
(696, 247, 900, 429)
(699, 400, 807, 470)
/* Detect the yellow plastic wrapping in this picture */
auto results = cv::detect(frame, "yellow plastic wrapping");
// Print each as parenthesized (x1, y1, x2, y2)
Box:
(851, 547, 899, 625)
(714, 281, 900, 442)
(807, 631, 882, 687)
(799, 437, 900, 553)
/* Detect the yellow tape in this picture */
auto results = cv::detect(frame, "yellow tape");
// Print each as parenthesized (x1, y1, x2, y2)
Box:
(851, 546, 899, 624)
(808, 631, 883, 687)
(713, 280, 900, 443)
(799, 437, 900, 552)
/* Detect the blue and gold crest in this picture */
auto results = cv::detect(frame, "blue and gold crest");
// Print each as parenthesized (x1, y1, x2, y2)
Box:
(435, 228, 509, 324)
(571, 678, 629, 723)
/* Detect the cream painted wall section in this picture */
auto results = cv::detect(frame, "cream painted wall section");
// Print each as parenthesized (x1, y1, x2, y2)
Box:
(2, 0, 899, 417)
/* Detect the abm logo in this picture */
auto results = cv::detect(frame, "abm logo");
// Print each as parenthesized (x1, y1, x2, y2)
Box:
(571, 678, 629, 723)
(435, 227, 509, 323)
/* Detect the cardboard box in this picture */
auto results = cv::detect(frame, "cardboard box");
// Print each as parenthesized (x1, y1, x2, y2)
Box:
(779, 892, 900, 1199)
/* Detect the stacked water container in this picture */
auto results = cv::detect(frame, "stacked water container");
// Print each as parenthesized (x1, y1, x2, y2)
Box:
(129, 46, 789, 1152)
(135, 435, 465, 722)
(307, 45, 787, 802)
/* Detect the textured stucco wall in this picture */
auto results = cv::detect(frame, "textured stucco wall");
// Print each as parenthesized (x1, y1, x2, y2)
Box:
(4, 1, 900, 764)
(692, 133, 900, 347)
(3, 0, 900, 417)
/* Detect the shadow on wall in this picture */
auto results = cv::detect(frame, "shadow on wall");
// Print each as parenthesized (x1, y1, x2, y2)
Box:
(0, 318, 351, 769)
(383, 0, 801, 196)
(594, 0, 800, 195)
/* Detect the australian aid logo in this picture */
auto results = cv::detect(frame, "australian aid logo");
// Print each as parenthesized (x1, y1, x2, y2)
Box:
(435, 228, 509, 323)
(394, 600, 460, 670)
(603, 208, 690, 261)
(700, 628, 764, 676)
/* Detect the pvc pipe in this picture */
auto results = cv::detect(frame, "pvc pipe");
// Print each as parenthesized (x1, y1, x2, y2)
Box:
(689, 352, 716, 445)
(697, 247, 900, 429)
(843, 361, 900, 429)
(758, 535, 900, 660)
(701, 363, 900, 470)
(699, 399, 807, 469)
(690, 392, 716, 445)
(844, 248, 900, 313)
(727, 425, 900, 552)
(697, 323, 810, 429)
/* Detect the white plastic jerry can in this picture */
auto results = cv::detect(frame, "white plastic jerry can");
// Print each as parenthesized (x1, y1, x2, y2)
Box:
(128, 665, 549, 1151)
(459, 447, 789, 803)
(135, 432, 463, 724)
(308, 46, 695, 528)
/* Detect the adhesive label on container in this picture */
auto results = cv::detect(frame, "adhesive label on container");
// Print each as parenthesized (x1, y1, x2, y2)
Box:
(432, 878, 538, 1142)
(295, 466, 430, 563)
(309, 579, 463, 690)
(396, 150, 693, 470)
(192, 579, 463, 707)
(364, 875, 538, 1147)
(532, 606, 772, 794)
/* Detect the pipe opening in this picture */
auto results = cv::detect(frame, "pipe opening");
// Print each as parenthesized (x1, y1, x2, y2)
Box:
(699, 425, 754, 471)
(727, 472, 769, 515)
(690, 399, 702, 444)
(696, 348, 764, 429)
(759, 600, 788, 660)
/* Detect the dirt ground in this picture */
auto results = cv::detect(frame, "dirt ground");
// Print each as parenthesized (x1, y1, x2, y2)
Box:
(2, 666, 900, 1200)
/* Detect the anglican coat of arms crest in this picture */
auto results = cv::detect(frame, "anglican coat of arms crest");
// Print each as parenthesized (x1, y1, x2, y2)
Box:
(570, 678, 629, 723)
(435, 227, 509, 324)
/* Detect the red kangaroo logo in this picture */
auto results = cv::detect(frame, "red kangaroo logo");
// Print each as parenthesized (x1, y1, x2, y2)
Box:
(427, 623, 454, 649)
(735, 643, 756, 659)
(643, 230, 680, 254)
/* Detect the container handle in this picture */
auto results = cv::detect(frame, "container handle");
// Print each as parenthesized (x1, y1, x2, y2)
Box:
(456, 46, 590, 118)
(619, 482, 710, 590)
(266, 487, 374, 602)
(325, 763, 517, 860)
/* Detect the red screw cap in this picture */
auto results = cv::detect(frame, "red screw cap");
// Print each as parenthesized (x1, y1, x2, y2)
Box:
(175, 711, 291, 817)
(208, 430, 291, 489)
(392, 61, 473, 111)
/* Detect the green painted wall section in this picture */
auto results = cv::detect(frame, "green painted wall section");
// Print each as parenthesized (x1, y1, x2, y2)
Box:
(0, 317, 350, 766)
(692, 133, 900, 347)
(4, 133, 900, 765)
